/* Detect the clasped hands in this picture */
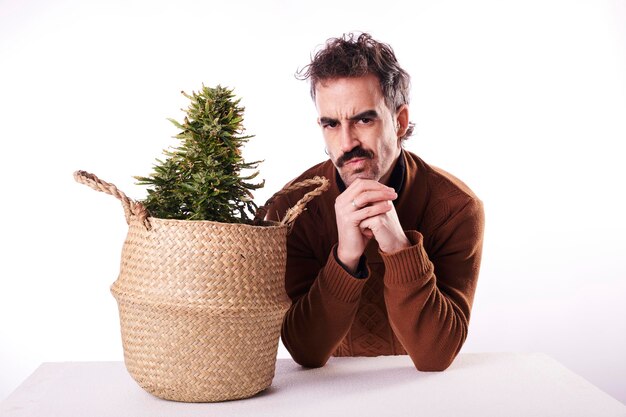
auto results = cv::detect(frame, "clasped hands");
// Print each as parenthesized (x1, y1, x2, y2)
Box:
(335, 179, 410, 274)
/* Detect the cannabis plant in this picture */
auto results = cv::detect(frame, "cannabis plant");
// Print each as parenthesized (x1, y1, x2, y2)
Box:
(135, 85, 264, 223)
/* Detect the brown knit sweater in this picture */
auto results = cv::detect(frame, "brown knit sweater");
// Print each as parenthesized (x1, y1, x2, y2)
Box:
(267, 150, 484, 371)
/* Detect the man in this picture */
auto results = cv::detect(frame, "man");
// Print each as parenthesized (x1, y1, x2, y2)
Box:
(267, 32, 484, 371)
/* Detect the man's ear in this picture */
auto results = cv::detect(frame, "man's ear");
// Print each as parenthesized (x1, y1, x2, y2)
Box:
(395, 104, 410, 139)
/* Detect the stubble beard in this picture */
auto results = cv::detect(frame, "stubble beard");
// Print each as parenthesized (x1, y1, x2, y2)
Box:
(333, 146, 379, 187)
(338, 160, 380, 187)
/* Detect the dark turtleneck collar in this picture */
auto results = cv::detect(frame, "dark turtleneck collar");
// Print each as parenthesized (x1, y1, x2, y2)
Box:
(335, 150, 406, 196)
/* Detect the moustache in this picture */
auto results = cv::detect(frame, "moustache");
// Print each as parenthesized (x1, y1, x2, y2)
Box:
(337, 147, 374, 167)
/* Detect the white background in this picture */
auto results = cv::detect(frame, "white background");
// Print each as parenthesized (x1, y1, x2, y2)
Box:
(1, 0, 625, 404)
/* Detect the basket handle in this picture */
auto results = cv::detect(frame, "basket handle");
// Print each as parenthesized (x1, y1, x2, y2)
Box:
(73, 170, 152, 230)
(254, 176, 330, 228)
(75, 170, 329, 230)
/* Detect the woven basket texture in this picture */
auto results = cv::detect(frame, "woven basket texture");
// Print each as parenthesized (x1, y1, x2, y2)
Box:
(74, 170, 328, 402)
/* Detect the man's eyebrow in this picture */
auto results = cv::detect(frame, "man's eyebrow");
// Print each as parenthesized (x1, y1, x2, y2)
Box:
(319, 110, 379, 125)
(349, 110, 379, 121)
(319, 116, 338, 125)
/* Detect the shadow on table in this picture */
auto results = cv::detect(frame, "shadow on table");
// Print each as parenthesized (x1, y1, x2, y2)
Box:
(253, 357, 445, 402)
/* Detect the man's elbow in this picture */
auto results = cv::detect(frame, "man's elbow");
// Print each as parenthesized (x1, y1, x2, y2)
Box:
(407, 329, 466, 372)
(411, 354, 455, 372)
(295, 356, 328, 369)
(282, 336, 330, 368)
(289, 349, 329, 368)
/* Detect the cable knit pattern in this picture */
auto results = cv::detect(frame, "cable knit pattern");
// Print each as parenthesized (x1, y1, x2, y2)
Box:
(267, 151, 484, 370)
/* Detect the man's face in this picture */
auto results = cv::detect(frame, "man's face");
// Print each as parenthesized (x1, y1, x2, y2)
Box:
(315, 74, 404, 187)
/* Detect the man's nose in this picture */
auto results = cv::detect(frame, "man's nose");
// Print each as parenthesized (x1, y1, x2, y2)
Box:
(339, 124, 359, 153)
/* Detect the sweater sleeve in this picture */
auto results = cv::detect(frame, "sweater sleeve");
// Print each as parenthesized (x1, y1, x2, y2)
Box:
(282, 245, 369, 368)
(381, 198, 484, 371)
(268, 196, 368, 368)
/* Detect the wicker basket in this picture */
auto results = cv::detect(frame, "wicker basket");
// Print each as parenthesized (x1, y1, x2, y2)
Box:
(74, 170, 328, 402)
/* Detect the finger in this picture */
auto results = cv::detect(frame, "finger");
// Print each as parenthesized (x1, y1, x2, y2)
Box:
(340, 179, 395, 202)
(336, 180, 395, 211)
(352, 189, 397, 209)
(349, 178, 396, 194)
(359, 215, 382, 231)
(350, 201, 393, 223)
(361, 227, 374, 239)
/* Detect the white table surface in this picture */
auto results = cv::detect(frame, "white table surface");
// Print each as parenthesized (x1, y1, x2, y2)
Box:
(1, 353, 625, 417)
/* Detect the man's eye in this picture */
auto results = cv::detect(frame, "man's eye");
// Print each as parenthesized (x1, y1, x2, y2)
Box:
(323, 121, 338, 128)
(358, 118, 372, 124)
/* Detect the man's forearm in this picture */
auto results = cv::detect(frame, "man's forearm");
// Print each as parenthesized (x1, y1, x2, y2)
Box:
(381, 230, 478, 371)
(282, 251, 368, 367)
(385, 276, 469, 371)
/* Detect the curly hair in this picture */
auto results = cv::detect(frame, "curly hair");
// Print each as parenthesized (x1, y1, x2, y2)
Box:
(297, 32, 415, 140)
